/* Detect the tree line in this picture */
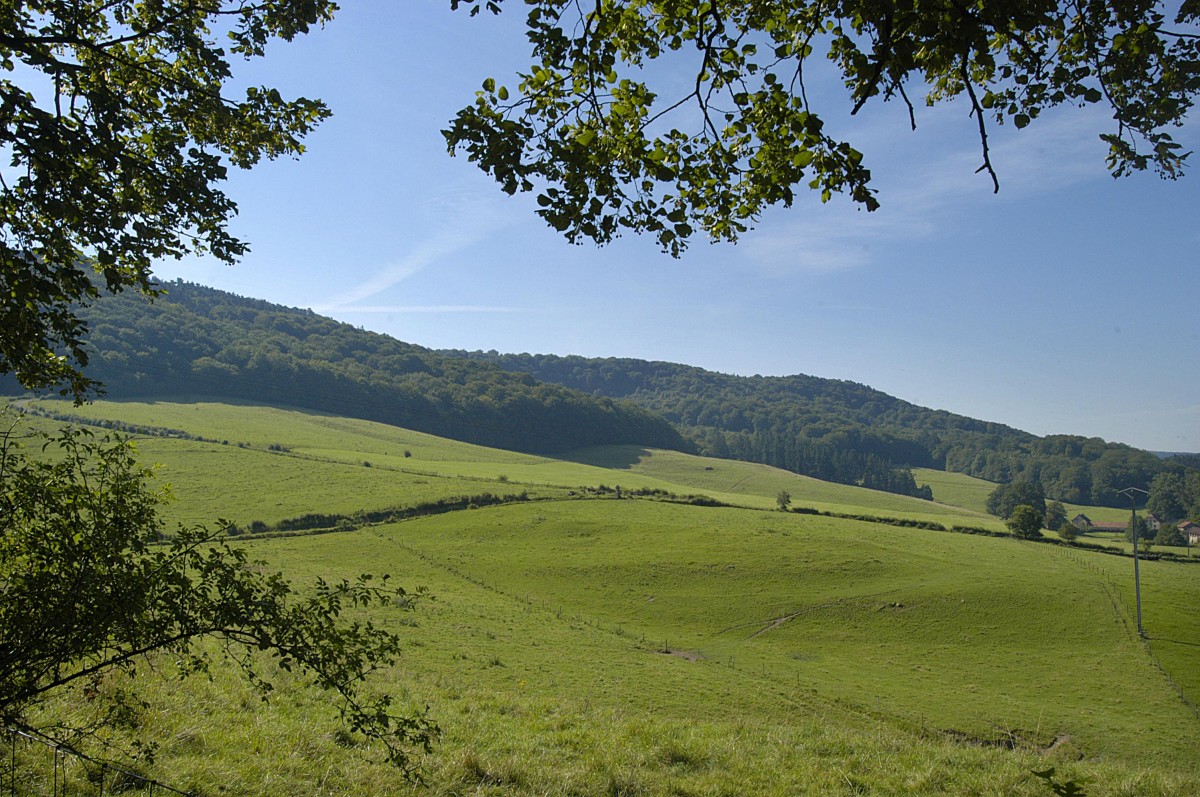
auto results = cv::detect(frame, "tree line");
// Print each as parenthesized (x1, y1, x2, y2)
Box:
(445, 351, 1193, 507)
(1, 281, 686, 456)
(987, 471, 1200, 543)
(7, 282, 1185, 508)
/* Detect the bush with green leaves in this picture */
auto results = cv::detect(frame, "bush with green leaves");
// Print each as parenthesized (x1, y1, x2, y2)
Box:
(1044, 500, 1067, 532)
(987, 480, 1046, 519)
(1155, 524, 1186, 547)
(0, 412, 435, 775)
(1006, 504, 1044, 540)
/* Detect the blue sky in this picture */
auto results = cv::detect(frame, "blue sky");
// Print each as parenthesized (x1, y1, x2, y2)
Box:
(153, 3, 1200, 453)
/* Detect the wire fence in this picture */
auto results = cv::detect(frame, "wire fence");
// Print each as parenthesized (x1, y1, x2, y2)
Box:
(2, 728, 191, 797)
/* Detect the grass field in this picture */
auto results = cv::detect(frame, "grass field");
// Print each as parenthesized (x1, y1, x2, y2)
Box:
(913, 467, 1139, 525)
(913, 467, 998, 514)
(17, 399, 1002, 531)
(43, 501, 1197, 797)
(9, 398, 1200, 796)
(380, 502, 1198, 763)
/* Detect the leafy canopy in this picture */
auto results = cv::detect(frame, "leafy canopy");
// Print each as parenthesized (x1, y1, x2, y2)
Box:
(986, 479, 1046, 519)
(446, 0, 1200, 254)
(0, 411, 436, 774)
(0, 0, 337, 399)
(1007, 504, 1045, 539)
(1147, 470, 1198, 522)
(0, 1, 447, 776)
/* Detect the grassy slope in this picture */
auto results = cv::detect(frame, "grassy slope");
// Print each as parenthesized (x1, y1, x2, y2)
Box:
(105, 503, 1199, 797)
(64, 510, 1199, 797)
(387, 502, 1198, 764)
(586, 448, 1001, 526)
(24, 399, 1000, 530)
(14, 399, 1200, 795)
(913, 467, 997, 515)
(912, 467, 1192, 555)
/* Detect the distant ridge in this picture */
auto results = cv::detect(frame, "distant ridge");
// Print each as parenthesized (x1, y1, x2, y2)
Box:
(8, 281, 687, 455)
(443, 351, 1185, 508)
(5, 278, 1189, 507)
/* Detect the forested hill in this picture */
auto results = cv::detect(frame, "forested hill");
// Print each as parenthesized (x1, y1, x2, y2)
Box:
(10, 281, 687, 455)
(442, 351, 1180, 508)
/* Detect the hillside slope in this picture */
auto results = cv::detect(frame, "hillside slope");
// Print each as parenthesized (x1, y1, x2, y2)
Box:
(15, 398, 998, 531)
(17, 400, 1197, 796)
(11, 281, 687, 455)
(5, 277, 1185, 505)
(446, 351, 1178, 507)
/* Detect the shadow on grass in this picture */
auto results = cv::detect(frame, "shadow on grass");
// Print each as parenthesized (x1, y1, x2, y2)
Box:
(1148, 637, 1200, 648)
(559, 445, 652, 470)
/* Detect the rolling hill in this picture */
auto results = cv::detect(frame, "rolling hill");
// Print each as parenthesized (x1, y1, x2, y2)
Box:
(5, 278, 1194, 510)
(10, 398, 1198, 797)
(445, 350, 1189, 507)
(12, 280, 686, 455)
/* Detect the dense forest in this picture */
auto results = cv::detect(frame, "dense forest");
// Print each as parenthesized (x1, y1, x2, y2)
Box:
(444, 352, 1193, 508)
(1, 282, 686, 455)
(5, 280, 1191, 507)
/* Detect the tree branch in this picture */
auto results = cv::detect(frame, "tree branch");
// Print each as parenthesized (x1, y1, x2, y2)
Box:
(959, 56, 999, 193)
(851, 10, 893, 116)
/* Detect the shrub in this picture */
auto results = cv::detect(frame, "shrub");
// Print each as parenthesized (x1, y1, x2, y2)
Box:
(1007, 505, 1044, 539)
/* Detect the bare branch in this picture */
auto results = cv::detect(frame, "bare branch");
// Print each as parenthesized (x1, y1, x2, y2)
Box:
(959, 56, 999, 193)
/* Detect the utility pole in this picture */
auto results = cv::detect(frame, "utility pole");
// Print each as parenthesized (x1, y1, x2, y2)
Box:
(1118, 486, 1149, 638)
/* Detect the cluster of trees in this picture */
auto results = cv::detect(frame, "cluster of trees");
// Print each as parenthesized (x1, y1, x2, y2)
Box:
(987, 471, 1200, 528)
(1136, 471, 1200, 547)
(2, 281, 687, 455)
(988, 472, 1199, 546)
(720, 430, 932, 499)
(447, 352, 1189, 506)
(986, 480, 1076, 542)
(986, 480, 1048, 519)
(941, 434, 1174, 508)
(1007, 506, 1047, 540)
(1147, 471, 1200, 524)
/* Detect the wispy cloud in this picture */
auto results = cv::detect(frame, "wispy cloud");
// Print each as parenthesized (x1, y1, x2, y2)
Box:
(734, 103, 1114, 277)
(317, 185, 517, 311)
(738, 220, 875, 276)
(333, 304, 520, 314)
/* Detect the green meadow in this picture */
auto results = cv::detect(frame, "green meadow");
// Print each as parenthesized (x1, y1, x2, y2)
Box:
(12, 399, 1200, 796)
(913, 467, 1170, 554)
(20, 399, 1001, 530)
